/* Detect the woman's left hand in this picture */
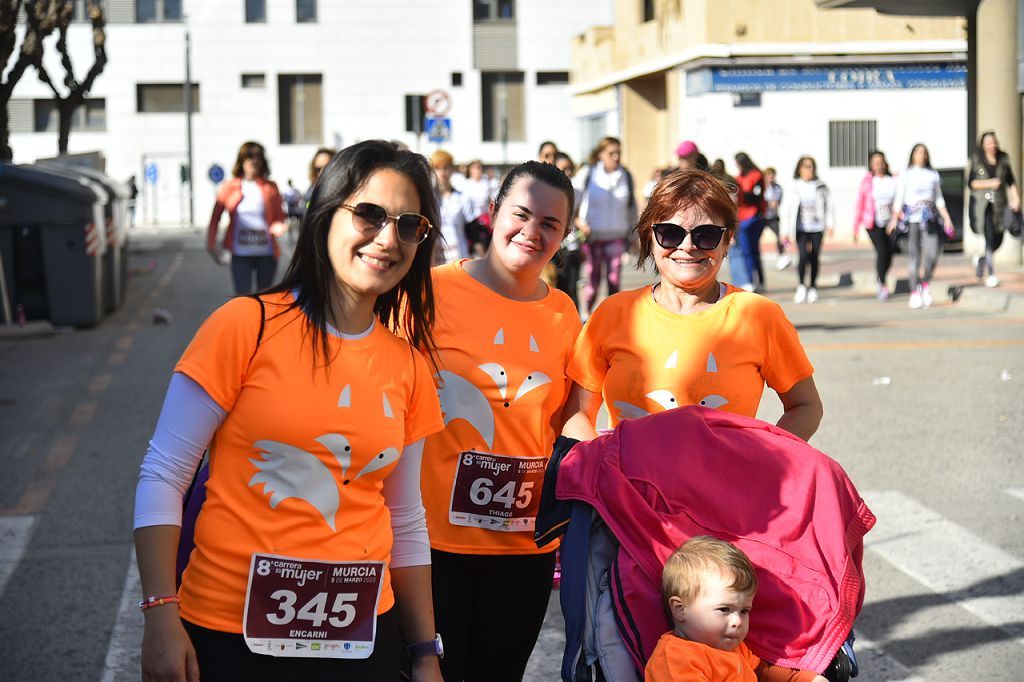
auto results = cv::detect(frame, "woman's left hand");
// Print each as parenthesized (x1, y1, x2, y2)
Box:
(269, 221, 289, 237)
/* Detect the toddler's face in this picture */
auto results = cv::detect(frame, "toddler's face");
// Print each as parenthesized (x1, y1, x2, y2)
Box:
(670, 570, 752, 651)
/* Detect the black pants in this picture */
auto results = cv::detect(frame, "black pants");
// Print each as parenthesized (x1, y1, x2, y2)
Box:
(182, 610, 403, 681)
(231, 254, 277, 295)
(432, 549, 556, 682)
(796, 230, 823, 287)
(555, 248, 583, 307)
(866, 227, 893, 285)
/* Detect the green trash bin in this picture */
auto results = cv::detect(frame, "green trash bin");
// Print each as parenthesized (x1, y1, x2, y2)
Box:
(0, 163, 107, 327)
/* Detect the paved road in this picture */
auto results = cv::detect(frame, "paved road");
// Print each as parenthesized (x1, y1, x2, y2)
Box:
(1, 231, 1022, 681)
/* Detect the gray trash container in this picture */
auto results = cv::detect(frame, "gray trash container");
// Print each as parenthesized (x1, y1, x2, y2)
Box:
(0, 163, 107, 327)
(35, 162, 129, 312)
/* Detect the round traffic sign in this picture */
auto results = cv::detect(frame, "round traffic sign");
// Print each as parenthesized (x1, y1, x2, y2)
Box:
(208, 163, 225, 184)
(423, 89, 451, 116)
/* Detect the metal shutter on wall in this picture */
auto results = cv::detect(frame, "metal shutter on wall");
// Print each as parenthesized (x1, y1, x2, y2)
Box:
(7, 99, 33, 134)
(105, 0, 136, 24)
(829, 120, 876, 168)
(473, 22, 518, 70)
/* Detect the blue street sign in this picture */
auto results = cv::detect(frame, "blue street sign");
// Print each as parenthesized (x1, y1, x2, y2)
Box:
(144, 162, 159, 185)
(208, 163, 225, 184)
(425, 117, 452, 143)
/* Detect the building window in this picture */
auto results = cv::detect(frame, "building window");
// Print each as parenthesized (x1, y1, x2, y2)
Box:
(474, 0, 515, 21)
(245, 0, 266, 23)
(33, 98, 106, 132)
(481, 71, 524, 142)
(451, 72, 463, 87)
(137, 83, 200, 113)
(279, 74, 322, 144)
(405, 94, 426, 133)
(642, 0, 655, 22)
(829, 120, 876, 168)
(136, 0, 182, 23)
(536, 71, 569, 86)
(296, 0, 317, 22)
(241, 73, 266, 89)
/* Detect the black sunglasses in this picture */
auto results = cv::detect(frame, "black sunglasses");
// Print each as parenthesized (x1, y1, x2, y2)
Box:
(652, 223, 727, 250)
(340, 203, 432, 245)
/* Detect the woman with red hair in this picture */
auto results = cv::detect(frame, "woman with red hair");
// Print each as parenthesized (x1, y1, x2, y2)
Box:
(561, 169, 822, 443)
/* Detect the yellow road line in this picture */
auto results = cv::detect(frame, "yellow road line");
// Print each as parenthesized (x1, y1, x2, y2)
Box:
(8, 434, 78, 515)
(805, 338, 1024, 351)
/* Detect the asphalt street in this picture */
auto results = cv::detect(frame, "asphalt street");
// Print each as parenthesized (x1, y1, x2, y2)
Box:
(1, 231, 1022, 681)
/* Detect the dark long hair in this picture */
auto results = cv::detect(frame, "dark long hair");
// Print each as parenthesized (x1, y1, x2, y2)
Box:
(491, 161, 575, 230)
(231, 141, 269, 179)
(266, 140, 440, 367)
(907, 143, 932, 169)
(734, 152, 758, 176)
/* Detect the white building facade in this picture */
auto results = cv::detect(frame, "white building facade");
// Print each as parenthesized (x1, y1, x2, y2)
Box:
(8, 0, 612, 225)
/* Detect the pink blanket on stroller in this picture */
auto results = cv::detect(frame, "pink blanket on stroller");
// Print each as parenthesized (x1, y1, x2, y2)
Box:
(555, 406, 875, 672)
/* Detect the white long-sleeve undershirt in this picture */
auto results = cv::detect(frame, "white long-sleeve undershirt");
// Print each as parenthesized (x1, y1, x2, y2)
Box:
(134, 372, 431, 568)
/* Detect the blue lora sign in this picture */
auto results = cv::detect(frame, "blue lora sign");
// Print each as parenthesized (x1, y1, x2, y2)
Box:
(687, 62, 967, 95)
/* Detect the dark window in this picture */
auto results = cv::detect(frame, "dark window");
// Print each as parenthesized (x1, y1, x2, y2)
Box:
(33, 98, 106, 132)
(451, 72, 463, 87)
(474, 0, 515, 21)
(279, 74, 323, 144)
(642, 0, 655, 22)
(136, 0, 181, 23)
(536, 71, 569, 86)
(245, 0, 266, 23)
(481, 71, 524, 142)
(732, 92, 761, 107)
(137, 83, 200, 113)
(296, 0, 317, 22)
(405, 94, 426, 133)
(241, 73, 266, 88)
(829, 120, 876, 167)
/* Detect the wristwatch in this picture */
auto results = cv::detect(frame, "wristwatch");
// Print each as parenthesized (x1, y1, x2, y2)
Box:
(407, 633, 444, 659)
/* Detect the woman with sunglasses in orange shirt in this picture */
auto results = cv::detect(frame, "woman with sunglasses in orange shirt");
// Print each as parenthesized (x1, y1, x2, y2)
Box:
(562, 169, 822, 444)
(135, 141, 446, 682)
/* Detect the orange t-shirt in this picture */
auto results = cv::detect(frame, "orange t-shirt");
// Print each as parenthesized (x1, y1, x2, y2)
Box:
(420, 261, 581, 554)
(174, 292, 443, 633)
(645, 633, 818, 682)
(568, 285, 813, 425)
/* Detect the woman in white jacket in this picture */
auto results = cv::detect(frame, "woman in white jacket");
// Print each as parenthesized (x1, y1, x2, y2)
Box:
(888, 143, 954, 309)
(781, 156, 834, 304)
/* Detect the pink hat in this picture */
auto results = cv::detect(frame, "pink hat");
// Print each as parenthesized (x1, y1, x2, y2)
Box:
(676, 140, 699, 158)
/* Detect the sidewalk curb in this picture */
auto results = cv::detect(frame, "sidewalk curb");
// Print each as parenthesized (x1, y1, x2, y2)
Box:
(828, 269, 1024, 312)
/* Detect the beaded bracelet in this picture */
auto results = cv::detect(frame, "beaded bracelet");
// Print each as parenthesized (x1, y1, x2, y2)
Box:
(139, 595, 181, 612)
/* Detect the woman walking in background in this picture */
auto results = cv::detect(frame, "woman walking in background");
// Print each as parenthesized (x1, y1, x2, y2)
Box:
(781, 156, 834, 304)
(431, 149, 469, 264)
(890, 143, 955, 309)
(853, 151, 897, 300)
(574, 136, 637, 318)
(206, 141, 288, 294)
(734, 152, 766, 291)
(969, 131, 1020, 288)
(763, 166, 789, 270)
(461, 159, 494, 257)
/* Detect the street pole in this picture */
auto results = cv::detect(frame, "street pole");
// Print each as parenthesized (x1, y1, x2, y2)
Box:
(184, 27, 195, 227)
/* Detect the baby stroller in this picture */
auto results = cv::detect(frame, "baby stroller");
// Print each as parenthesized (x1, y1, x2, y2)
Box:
(535, 406, 874, 682)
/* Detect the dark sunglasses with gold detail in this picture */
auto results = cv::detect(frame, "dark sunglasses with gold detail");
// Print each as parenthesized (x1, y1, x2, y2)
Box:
(340, 202, 433, 245)
(652, 223, 727, 250)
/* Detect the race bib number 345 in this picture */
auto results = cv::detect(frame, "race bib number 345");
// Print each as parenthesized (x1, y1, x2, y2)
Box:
(449, 451, 546, 532)
(242, 554, 384, 659)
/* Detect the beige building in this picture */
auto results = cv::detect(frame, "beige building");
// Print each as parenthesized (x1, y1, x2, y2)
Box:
(569, 0, 1018, 260)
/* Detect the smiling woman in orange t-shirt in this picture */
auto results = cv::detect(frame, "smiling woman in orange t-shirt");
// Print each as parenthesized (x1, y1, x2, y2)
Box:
(134, 141, 447, 682)
(420, 161, 581, 681)
(562, 169, 823, 444)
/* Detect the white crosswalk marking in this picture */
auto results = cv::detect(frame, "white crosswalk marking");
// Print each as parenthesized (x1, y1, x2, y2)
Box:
(101, 548, 143, 682)
(863, 490, 1024, 645)
(1005, 488, 1024, 503)
(852, 635, 925, 682)
(0, 515, 37, 598)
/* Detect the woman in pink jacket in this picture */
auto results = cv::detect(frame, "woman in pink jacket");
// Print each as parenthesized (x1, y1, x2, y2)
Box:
(207, 141, 289, 294)
(852, 151, 897, 300)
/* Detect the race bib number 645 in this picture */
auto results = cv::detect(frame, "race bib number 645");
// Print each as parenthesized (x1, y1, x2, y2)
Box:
(449, 451, 546, 532)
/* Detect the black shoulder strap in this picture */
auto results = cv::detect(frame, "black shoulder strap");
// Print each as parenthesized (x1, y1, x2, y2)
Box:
(247, 295, 266, 368)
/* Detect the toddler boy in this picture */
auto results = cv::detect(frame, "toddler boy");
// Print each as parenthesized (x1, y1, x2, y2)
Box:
(645, 536, 828, 682)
